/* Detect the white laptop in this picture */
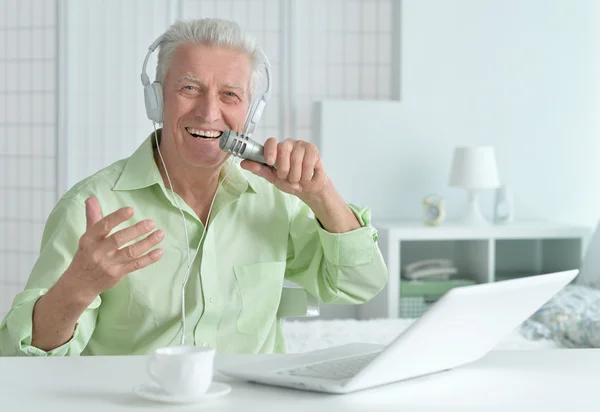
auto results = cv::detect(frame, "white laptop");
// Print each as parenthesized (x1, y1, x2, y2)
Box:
(219, 269, 578, 394)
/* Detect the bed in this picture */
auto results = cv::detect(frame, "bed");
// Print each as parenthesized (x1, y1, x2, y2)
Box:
(281, 280, 600, 353)
(281, 318, 561, 354)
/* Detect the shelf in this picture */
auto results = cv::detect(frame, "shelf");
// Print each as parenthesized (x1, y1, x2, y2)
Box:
(495, 271, 541, 282)
(400, 278, 477, 297)
(357, 220, 591, 319)
(374, 220, 590, 241)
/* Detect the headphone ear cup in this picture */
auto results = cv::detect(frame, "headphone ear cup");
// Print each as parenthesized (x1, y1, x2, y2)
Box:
(152, 83, 163, 123)
(144, 82, 163, 123)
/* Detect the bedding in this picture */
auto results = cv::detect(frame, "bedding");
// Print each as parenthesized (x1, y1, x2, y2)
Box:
(520, 284, 600, 348)
(282, 318, 561, 354)
(282, 284, 600, 353)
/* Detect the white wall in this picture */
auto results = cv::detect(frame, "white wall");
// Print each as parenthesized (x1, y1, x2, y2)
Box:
(314, 0, 600, 319)
(394, 0, 600, 228)
(0, 0, 59, 319)
(62, 0, 179, 192)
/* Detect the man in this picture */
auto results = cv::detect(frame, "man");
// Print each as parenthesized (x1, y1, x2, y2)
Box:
(0, 18, 387, 356)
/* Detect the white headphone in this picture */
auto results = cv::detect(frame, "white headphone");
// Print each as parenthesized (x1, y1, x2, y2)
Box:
(140, 33, 272, 136)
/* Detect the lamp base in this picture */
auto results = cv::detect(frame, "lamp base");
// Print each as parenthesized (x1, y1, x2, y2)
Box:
(462, 190, 490, 226)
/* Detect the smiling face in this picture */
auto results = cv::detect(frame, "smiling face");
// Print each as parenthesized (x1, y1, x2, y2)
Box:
(160, 43, 253, 171)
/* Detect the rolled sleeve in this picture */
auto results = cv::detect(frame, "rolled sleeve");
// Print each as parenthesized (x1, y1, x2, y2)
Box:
(1, 289, 101, 356)
(285, 199, 388, 305)
(0, 197, 99, 356)
(317, 204, 379, 266)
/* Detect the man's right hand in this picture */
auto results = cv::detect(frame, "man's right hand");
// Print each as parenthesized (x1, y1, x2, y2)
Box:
(31, 197, 164, 351)
(61, 196, 165, 301)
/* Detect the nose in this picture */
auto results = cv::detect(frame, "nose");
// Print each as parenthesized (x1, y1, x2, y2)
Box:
(194, 93, 221, 123)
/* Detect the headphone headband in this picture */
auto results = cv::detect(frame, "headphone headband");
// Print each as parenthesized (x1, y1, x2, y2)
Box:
(141, 33, 271, 135)
(242, 50, 271, 137)
(140, 34, 165, 87)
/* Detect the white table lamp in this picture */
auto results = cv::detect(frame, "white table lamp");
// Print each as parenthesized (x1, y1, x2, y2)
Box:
(449, 146, 500, 225)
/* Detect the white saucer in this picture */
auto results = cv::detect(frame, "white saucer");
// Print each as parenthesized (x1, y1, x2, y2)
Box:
(133, 381, 231, 404)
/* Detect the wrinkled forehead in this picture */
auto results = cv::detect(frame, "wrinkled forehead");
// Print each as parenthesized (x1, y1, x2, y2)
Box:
(167, 43, 253, 91)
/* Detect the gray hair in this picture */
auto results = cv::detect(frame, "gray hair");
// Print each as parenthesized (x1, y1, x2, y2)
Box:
(155, 18, 265, 101)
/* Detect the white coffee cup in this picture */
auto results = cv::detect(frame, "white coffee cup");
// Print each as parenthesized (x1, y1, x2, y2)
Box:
(147, 346, 216, 397)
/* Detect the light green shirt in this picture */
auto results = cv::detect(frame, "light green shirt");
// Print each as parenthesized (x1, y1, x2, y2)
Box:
(0, 131, 388, 356)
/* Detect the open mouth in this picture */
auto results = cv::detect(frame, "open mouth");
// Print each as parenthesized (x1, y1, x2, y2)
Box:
(185, 127, 223, 140)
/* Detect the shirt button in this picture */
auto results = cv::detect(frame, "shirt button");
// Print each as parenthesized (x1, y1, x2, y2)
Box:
(202, 341, 209, 347)
(209, 296, 216, 303)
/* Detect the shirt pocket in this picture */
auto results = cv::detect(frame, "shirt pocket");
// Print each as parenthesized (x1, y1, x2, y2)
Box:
(233, 261, 286, 338)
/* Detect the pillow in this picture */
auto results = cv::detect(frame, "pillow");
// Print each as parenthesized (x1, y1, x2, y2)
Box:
(520, 284, 600, 348)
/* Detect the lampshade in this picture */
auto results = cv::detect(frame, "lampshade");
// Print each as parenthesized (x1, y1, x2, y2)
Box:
(449, 146, 500, 189)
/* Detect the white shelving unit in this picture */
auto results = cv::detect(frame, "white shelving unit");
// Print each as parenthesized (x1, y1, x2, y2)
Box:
(358, 220, 592, 319)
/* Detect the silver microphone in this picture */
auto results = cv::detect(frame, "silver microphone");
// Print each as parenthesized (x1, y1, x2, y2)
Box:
(219, 130, 269, 166)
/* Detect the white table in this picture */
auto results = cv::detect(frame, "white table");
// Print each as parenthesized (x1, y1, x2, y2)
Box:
(0, 349, 597, 411)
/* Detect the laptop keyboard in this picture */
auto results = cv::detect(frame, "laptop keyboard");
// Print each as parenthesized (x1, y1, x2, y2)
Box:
(277, 352, 380, 381)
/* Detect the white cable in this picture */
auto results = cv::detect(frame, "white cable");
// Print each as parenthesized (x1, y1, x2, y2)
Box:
(179, 155, 232, 346)
(152, 124, 232, 346)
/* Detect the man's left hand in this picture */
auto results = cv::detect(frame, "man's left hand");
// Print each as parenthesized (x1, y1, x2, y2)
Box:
(240, 137, 328, 202)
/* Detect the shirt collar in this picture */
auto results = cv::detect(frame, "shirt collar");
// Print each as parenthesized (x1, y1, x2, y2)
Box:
(112, 129, 258, 195)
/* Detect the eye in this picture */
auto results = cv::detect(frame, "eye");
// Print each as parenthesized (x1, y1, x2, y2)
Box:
(184, 85, 195, 91)
(224, 91, 237, 97)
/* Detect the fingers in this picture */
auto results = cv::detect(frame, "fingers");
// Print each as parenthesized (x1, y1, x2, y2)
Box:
(274, 140, 319, 183)
(245, 138, 325, 193)
(288, 143, 305, 184)
(121, 248, 165, 274)
(312, 158, 327, 186)
(85, 197, 103, 231)
(240, 160, 277, 184)
(107, 219, 156, 250)
(91, 207, 135, 239)
(263, 137, 278, 166)
(117, 229, 165, 261)
(275, 139, 294, 180)
(301, 144, 319, 183)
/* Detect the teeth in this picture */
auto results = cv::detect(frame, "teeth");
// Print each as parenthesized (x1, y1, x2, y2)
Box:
(185, 128, 222, 138)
